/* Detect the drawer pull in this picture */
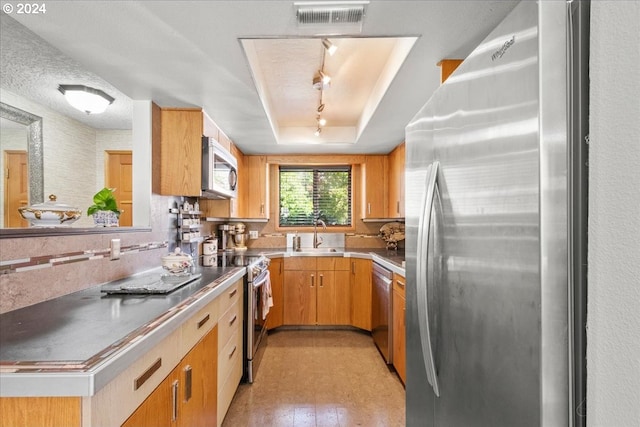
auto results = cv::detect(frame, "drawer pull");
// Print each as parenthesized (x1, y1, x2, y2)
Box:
(171, 380, 179, 421)
(229, 345, 237, 359)
(134, 358, 162, 390)
(197, 314, 210, 329)
(397, 280, 405, 289)
(229, 314, 238, 326)
(184, 365, 192, 402)
(229, 288, 238, 298)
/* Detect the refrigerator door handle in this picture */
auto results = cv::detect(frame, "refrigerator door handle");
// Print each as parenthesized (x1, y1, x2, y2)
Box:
(416, 161, 441, 397)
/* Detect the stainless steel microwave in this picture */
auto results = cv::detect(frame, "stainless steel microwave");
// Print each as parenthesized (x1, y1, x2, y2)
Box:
(201, 136, 238, 199)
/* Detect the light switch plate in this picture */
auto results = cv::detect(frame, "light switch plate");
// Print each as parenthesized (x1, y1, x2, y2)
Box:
(110, 239, 121, 260)
(249, 230, 259, 239)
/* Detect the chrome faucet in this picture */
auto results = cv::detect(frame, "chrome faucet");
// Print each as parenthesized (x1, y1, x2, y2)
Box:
(314, 219, 326, 248)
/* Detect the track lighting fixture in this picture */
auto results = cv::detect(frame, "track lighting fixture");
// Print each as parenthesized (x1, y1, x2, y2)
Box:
(322, 38, 338, 56)
(314, 127, 322, 137)
(312, 70, 331, 90)
(318, 117, 327, 126)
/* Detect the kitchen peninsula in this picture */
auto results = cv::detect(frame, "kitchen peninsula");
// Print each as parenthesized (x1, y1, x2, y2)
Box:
(0, 266, 245, 426)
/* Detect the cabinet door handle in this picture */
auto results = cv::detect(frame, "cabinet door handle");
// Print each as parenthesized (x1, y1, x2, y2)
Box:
(229, 314, 238, 326)
(229, 288, 237, 298)
(197, 314, 210, 329)
(311, 274, 315, 287)
(397, 201, 400, 214)
(260, 203, 265, 215)
(171, 380, 179, 421)
(397, 280, 405, 289)
(368, 202, 371, 215)
(280, 262, 283, 275)
(320, 274, 324, 287)
(229, 345, 237, 359)
(134, 358, 162, 390)
(184, 365, 192, 402)
(352, 262, 355, 274)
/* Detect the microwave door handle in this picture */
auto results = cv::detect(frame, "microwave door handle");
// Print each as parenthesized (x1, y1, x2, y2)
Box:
(416, 161, 441, 397)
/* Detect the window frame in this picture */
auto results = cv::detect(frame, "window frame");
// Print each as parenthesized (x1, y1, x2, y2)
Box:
(275, 164, 356, 233)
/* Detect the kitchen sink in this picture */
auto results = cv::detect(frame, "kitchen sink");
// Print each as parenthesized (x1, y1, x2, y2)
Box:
(292, 248, 341, 256)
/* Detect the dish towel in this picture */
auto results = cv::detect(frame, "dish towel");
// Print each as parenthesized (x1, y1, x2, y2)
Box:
(261, 270, 274, 320)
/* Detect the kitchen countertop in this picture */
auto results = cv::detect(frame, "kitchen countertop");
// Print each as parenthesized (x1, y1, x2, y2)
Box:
(0, 265, 245, 397)
(0, 248, 403, 397)
(246, 248, 406, 276)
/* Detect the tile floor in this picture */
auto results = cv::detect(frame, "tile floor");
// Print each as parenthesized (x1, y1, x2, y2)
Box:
(222, 329, 406, 427)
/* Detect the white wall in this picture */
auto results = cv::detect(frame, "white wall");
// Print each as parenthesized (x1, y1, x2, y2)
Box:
(588, 2, 640, 426)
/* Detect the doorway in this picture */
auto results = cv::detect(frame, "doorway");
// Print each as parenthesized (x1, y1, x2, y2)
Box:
(105, 150, 132, 227)
(3, 150, 28, 227)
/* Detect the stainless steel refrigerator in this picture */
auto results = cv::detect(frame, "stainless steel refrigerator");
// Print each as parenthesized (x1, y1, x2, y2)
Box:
(405, 1, 589, 426)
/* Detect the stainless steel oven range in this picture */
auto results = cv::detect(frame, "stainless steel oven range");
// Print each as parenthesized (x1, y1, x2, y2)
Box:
(244, 255, 270, 383)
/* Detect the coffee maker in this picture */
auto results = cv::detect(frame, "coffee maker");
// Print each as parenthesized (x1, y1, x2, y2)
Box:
(229, 222, 247, 251)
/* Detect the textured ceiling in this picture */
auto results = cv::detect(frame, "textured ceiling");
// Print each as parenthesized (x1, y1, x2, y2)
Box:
(0, 13, 132, 130)
(1, 1, 520, 154)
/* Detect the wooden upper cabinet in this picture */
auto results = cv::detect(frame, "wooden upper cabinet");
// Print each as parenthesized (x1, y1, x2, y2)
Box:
(361, 155, 388, 219)
(388, 142, 405, 218)
(152, 105, 203, 197)
(245, 156, 268, 218)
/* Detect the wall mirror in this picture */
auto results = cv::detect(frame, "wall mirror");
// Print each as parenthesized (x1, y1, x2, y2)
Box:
(0, 13, 150, 238)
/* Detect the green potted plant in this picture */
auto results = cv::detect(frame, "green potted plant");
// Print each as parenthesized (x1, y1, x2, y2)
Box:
(88, 187, 121, 227)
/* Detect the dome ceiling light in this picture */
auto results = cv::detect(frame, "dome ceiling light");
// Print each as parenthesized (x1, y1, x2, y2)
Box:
(58, 84, 114, 114)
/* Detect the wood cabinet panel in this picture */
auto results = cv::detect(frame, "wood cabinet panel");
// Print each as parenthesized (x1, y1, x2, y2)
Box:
(388, 142, 405, 218)
(284, 257, 351, 326)
(392, 273, 406, 384)
(153, 107, 203, 196)
(283, 270, 317, 325)
(0, 397, 81, 427)
(122, 326, 218, 427)
(361, 156, 388, 218)
(350, 258, 372, 331)
(334, 270, 352, 325)
(267, 258, 284, 330)
(245, 156, 268, 218)
(284, 257, 317, 271)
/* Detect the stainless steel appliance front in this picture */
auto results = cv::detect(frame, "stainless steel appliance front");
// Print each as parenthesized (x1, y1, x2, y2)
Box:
(201, 136, 238, 199)
(405, 1, 586, 426)
(372, 262, 393, 364)
(244, 256, 270, 383)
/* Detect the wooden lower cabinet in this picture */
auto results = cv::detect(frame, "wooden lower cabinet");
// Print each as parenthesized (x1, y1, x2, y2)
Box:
(122, 325, 218, 427)
(283, 257, 351, 326)
(0, 397, 81, 427)
(392, 273, 406, 384)
(283, 269, 317, 324)
(267, 258, 284, 329)
(350, 258, 372, 331)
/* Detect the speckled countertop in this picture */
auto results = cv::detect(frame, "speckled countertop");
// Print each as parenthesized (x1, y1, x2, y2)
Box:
(0, 266, 245, 397)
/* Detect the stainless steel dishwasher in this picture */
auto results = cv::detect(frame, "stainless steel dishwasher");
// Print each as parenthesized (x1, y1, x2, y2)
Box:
(372, 262, 393, 364)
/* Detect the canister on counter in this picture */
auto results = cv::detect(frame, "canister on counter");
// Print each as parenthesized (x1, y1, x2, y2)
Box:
(202, 254, 216, 267)
(203, 238, 218, 254)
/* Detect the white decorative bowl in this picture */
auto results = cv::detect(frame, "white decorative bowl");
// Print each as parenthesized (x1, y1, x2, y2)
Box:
(18, 194, 81, 227)
(161, 248, 193, 274)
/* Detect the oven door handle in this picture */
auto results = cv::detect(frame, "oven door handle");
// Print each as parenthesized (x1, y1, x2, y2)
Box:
(252, 269, 270, 289)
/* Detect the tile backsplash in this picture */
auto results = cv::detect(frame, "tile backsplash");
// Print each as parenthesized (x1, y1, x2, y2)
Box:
(0, 194, 181, 314)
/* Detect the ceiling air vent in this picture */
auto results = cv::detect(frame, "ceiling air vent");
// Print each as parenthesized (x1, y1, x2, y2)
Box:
(294, 1, 368, 33)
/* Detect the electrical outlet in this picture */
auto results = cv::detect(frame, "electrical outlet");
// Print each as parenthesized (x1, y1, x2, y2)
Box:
(249, 230, 259, 239)
(110, 239, 121, 260)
